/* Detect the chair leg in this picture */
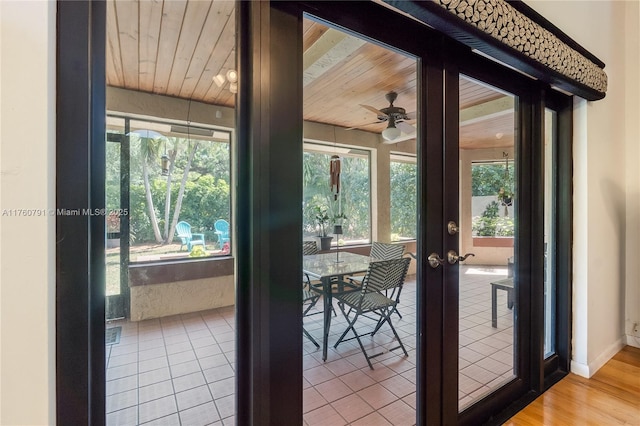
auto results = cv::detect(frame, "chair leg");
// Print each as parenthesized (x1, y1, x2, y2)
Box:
(303, 296, 320, 316)
(380, 307, 408, 357)
(393, 306, 403, 319)
(335, 302, 409, 369)
(303, 328, 319, 348)
(334, 305, 375, 369)
(386, 289, 403, 319)
(352, 324, 374, 370)
(334, 303, 358, 348)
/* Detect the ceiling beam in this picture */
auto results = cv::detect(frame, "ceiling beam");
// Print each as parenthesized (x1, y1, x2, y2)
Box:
(303, 28, 365, 87)
(459, 96, 514, 126)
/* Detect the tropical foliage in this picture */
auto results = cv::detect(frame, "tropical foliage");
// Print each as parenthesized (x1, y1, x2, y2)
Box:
(471, 162, 515, 196)
(390, 161, 417, 240)
(106, 129, 231, 247)
(472, 201, 515, 237)
(303, 149, 370, 242)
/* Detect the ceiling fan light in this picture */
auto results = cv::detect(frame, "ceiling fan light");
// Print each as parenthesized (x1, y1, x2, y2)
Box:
(382, 126, 401, 141)
(229, 82, 238, 94)
(226, 69, 238, 83)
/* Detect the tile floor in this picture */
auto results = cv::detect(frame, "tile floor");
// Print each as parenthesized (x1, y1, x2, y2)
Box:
(105, 265, 514, 425)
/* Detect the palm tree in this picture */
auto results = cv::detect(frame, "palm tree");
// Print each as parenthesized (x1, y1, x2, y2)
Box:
(133, 131, 163, 243)
(167, 140, 200, 244)
(133, 132, 201, 246)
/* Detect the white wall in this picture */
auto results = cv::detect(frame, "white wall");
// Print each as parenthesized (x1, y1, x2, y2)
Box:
(624, 0, 640, 351)
(0, 1, 56, 424)
(526, 0, 640, 376)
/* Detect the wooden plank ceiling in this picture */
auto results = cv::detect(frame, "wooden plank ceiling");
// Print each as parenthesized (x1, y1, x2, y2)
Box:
(106, 0, 513, 149)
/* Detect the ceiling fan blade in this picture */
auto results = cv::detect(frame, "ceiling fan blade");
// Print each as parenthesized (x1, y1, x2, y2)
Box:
(397, 121, 416, 135)
(360, 104, 387, 117)
(345, 121, 382, 131)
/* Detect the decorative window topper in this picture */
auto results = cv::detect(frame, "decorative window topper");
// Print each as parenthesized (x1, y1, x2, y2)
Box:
(385, 0, 607, 100)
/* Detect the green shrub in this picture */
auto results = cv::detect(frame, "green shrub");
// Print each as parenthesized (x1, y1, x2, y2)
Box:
(472, 201, 514, 237)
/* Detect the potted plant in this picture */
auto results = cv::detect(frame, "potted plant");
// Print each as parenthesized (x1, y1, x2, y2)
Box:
(498, 153, 514, 210)
(331, 211, 347, 246)
(315, 207, 333, 251)
(497, 187, 513, 207)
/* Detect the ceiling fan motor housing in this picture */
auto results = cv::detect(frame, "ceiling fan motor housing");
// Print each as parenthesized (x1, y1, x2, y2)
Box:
(378, 91, 408, 122)
(378, 107, 408, 122)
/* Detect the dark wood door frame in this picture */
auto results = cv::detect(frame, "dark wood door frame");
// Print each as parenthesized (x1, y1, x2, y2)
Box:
(235, 1, 304, 423)
(56, 1, 106, 424)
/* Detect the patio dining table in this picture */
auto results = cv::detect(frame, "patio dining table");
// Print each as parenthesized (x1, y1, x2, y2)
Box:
(303, 251, 371, 361)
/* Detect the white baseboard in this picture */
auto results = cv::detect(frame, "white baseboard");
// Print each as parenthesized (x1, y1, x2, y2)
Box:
(570, 337, 625, 378)
(570, 359, 590, 377)
(625, 334, 640, 349)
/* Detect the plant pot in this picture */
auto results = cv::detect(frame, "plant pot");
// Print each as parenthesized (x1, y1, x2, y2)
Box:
(318, 236, 333, 251)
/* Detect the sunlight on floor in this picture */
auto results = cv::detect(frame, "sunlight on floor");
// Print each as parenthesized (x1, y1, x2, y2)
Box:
(464, 266, 508, 276)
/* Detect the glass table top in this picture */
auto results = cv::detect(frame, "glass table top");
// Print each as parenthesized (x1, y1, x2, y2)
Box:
(302, 252, 370, 279)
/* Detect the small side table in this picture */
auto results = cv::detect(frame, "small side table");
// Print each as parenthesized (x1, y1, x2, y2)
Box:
(491, 278, 514, 328)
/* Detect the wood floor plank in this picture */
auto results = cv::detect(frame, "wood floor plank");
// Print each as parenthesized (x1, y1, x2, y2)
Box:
(504, 346, 640, 425)
(613, 345, 640, 365)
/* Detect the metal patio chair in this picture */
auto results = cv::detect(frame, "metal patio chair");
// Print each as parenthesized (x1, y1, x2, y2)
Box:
(333, 257, 411, 369)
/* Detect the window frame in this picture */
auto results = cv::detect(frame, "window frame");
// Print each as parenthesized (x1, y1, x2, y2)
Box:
(106, 113, 234, 264)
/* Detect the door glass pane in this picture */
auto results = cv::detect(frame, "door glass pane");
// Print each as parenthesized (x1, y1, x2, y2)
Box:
(301, 14, 419, 424)
(544, 108, 557, 357)
(105, 1, 237, 424)
(459, 75, 516, 411)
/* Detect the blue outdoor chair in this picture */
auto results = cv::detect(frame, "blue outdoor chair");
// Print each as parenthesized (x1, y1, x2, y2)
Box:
(175, 221, 205, 251)
(214, 219, 230, 248)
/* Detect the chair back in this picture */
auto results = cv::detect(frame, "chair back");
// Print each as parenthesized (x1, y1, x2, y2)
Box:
(176, 221, 192, 238)
(302, 241, 319, 255)
(214, 219, 229, 236)
(370, 242, 405, 260)
(362, 257, 410, 294)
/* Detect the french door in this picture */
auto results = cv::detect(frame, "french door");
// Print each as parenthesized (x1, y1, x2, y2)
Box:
(274, 2, 539, 424)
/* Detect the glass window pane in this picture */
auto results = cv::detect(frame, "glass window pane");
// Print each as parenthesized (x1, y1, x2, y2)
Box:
(390, 157, 417, 240)
(459, 75, 516, 411)
(107, 116, 233, 262)
(303, 144, 371, 246)
(544, 108, 557, 357)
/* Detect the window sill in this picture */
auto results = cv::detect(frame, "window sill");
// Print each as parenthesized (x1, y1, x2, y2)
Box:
(473, 237, 514, 247)
(129, 256, 234, 286)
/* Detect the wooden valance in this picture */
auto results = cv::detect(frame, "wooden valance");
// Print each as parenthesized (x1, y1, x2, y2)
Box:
(385, 0, 607, 100)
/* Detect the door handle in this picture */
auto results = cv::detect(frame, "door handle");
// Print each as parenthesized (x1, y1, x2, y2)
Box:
(427, 253, 445, 269)
(447, 251, 475, 264)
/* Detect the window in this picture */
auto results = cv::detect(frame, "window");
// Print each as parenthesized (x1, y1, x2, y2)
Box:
(302, 143, 371, 245)
(471, 160, 515, 238)
(390, 155, 417, 240)
(106, 115, 232, 262)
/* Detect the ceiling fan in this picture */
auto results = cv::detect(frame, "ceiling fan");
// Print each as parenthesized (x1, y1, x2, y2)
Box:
(358, 91, 416, 143)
